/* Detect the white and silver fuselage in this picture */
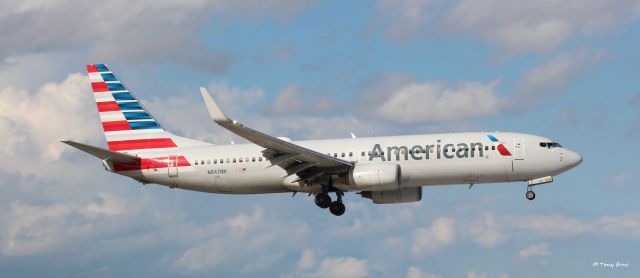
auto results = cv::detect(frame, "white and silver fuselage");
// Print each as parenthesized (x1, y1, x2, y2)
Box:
(119, 132, 582, 194)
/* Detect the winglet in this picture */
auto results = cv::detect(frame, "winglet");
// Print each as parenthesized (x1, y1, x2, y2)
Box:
(200, 87, 231, 123)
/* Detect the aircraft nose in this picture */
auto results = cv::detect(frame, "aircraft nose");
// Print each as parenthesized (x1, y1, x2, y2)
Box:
(565, 150, 583, 168)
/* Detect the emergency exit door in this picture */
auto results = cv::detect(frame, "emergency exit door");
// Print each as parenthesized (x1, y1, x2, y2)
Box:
(168, 155, 179, 177)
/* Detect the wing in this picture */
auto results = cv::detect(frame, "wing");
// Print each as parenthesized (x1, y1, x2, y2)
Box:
(199, 88, 352, 182)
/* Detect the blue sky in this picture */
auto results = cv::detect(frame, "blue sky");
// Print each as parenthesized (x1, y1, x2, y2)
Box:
(0, 1, 639, 277)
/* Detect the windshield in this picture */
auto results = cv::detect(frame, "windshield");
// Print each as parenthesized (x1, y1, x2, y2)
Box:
(539, 142, 562, 149)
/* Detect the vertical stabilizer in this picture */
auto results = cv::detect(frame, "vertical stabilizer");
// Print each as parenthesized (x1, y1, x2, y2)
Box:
(86, 64, 206, 153)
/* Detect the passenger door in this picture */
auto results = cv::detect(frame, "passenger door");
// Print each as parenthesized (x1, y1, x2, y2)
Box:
(514, 139, 524, 160)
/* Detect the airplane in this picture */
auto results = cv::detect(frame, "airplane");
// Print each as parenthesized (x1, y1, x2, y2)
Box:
(64, 64, 583, 216)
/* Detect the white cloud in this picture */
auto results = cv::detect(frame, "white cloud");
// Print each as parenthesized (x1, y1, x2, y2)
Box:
(511, 51, 605, 107)
(514, 214, 592, 237)
(327, 204, 415, 237)
(298, 249, 316, 269)
(604, 171, 634, 187)
(0, 0, 313, 70)
(412, 217, 456, 254)
(0, 192, 129, 256)
(376, 0, 435, 40)
(375, 0, 640, 54)
(468, 212, 507, 248)
(407, 266, 442, 278)
(0, 73, 105, 179)
(173, 207, 310, 273)
(310, 256, 369, 278)
(374, 79, 503, 124)
(465, 271, 488, 278)
(597, 212, 640, 238)
(518, 243, 551, 259)
(146, 80, 384, 144)
(269, 84, 333, 115)
(443, 0, 640, 54)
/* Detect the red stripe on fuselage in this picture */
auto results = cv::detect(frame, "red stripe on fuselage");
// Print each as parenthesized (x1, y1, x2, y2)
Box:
(107, 138, 177, 151)
(113, 155, 191, 171)
(91, 82, 109, 92)
(87, 64, 98, 73)
(102, 120, 131, 132)
(497, 144, 512, 156)
(96, 101, 120, 112)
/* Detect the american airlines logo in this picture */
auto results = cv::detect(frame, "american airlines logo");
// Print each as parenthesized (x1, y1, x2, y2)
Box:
(487, 134, 512, 156)
(368, 134, 511, 161)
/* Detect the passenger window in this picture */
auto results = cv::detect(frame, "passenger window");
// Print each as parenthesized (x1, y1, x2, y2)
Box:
(252, 157, 256, 162)
(194, 160, 199, 165)
(334, 153, 337, 157)
(214, 159, 218, 164)
(259, 157, 263, 161)
(226, 158, 230, 163)
(201, 160, 205, 165)
(233, 158, 237, 163)
(485, 146, 489, 151)
(492, 146, 496, 150)
(361, 151, 365, 156)
(207, 159, 211, 164)
(239, 158, 243, 163)
(349, 152, 353, 157)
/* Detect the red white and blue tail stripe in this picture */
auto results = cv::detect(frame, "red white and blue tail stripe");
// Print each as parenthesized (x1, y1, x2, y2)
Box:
(87, 64, 178, 152)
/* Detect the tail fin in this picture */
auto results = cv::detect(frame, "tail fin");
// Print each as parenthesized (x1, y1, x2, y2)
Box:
(87, 64, 205, 153)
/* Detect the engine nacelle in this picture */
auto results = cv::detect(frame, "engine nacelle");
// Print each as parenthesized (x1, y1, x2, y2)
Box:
(344, 163, 401, 191)
(361, 187, 422, 204)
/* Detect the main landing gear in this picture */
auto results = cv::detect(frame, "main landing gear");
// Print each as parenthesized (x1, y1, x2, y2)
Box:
(314, 177, 346, 216)
(526, 185, 536, 201)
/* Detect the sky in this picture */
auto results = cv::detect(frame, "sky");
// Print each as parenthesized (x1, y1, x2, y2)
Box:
(0, 0, 639, 277)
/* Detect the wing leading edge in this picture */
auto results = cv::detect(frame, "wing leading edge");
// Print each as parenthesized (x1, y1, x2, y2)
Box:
(199, 87, 353, 180)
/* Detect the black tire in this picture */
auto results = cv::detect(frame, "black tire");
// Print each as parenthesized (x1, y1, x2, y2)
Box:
(329, 201, 345, 216)
(315, 193, 332, 209)
(526, 190, 536, 201)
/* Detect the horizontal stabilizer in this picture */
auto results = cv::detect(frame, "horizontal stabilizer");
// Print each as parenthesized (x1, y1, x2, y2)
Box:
(62, 140, 139, 163)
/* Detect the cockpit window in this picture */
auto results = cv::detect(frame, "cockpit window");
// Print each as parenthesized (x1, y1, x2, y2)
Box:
(540, 142, 562, 149)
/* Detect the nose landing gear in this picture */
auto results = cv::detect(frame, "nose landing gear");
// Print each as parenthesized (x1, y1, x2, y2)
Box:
(526, 185, 536, 200)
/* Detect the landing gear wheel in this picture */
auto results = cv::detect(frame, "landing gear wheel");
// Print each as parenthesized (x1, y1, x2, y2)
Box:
(329, 201, 345, 216)
(526, 190, 536, 200)
(315, 193, 332, 209)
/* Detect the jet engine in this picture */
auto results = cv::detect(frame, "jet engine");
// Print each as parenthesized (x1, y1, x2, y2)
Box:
(340, 163, 401, 191)
(360, 187, 422, 204)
